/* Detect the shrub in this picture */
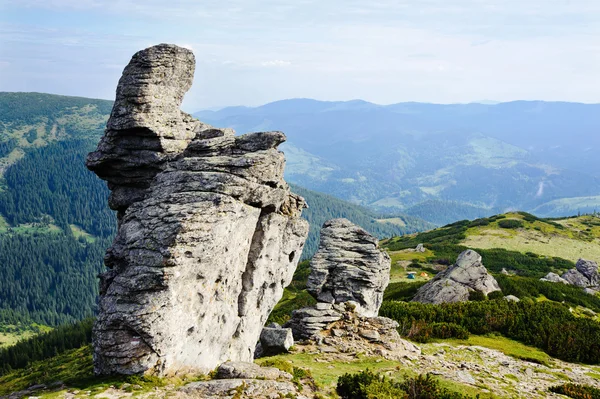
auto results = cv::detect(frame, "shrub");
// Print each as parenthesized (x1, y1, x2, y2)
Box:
(337, 371, 476, 399)
(468, 218, 490, 227)
(384, 281, 427, 302)
(487, 291, 504, 300)
(408, 321, 469, 343)
(337, 369, 381, 399)
(549, 383, 600, 399)
(468, 290, 486, 301)
(380, 300, 600, 364)
(498, 219, 524, 229)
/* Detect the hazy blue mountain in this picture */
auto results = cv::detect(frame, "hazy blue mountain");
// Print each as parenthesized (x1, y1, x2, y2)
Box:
(196, 99, 600, 221)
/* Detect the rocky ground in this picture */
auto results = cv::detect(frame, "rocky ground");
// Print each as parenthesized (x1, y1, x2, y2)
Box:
(9, 339, 600, 399)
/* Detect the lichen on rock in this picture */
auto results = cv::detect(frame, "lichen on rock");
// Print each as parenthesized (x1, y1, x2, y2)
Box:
(87, 44, 309, 376)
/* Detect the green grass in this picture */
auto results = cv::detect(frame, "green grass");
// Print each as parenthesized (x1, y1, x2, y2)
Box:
(69, 225, 96, 243)
(0, 324, 52, 348)
(443, 335, 554, 367)
(462, 213, 600, 262)
(0, 346, 205, 397)
(257, 352, 499, 398)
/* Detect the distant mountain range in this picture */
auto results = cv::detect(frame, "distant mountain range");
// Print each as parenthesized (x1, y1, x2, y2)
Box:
(196, 99, 600, 222)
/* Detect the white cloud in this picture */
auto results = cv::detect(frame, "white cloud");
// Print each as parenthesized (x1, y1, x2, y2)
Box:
(260, 60, 291, 67)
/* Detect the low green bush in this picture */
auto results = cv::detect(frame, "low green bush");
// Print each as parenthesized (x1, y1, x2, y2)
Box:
(409, 322, 470, 343)
(337, 371, 476, 399)
(380, 300, 600, 364)
(498, 219, 524, 229)
(468, 291, 486, 301)
(549, 383, 600, 399)
(487, 291, 504, 300)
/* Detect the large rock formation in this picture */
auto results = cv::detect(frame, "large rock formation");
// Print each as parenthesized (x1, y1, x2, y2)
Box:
(87, 44, 309, 376)
(542, 259, 600, 294)
(286, 219, 392, 340)
(412, 249, 501, 304)
(560, 259, 600, 288)
(307, 218, 391, 317)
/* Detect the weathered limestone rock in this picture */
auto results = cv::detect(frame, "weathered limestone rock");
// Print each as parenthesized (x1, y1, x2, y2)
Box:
(284, 220, 413, 358)
(562, 269, 592, 287)
(504, 295, 520, 302)
(575, 259, 600, 286)
(180, 361, 311, 399)
(540, 272, 569, 284)
(415, 243, 426, 253)
(87, 44, 309, 376)
(257, 325, 294, 356)
(412, 250, 501, 304)
(307, 218, 391, 316)
(292, 307, 421, 361)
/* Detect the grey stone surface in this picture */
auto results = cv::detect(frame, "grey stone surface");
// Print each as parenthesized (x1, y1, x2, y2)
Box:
(87, 44, 309, 376)
(540, 272, 569, 284)
(180, 379, 308, 399)
(412, 249, 501, 304)
(258, 327, 294, 356)
(216, 362, 291, 380)
(562, 269, 591, 287)
(504, 295, 520, 302)
(416, 243, 426, 253)
(576, 259, 600, 286)
(306, 218, 391, 317)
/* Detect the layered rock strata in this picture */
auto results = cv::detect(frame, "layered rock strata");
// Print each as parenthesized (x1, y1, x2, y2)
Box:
(87, 44, 309, 376)
(306, 218, 391, 317)
(286, 219, 392, 341)
(412, 249, 501, 304)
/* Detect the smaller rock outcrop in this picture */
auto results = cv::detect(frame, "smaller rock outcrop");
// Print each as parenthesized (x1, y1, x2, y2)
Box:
(286, 219, 391, 340)
(307, 218, 391, 317)
(284, 219, 419, 362)
(180, 362, 309, 399)
(504, 295, 520, 302)
(416, 243, 426, 253)
(412, 250, 501, 304)
(576, 259, 600, 285)
(561, 269, 590, 287)
(312, 309, 421, 360)
(256, 324, 294, 357)
(544, 259, 600, 291)
(540, 272, 569, 284)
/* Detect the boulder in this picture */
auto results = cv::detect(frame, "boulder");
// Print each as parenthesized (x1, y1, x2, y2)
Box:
(540, 272, 569, 284)
(412, 250, 500, 304)
(181, 380, 308, 399)
(504, 295, 520, 302)
(87, 44, 309, 376)
(216, 362, 291, 380)
(307, 218, 391, 317)
(258, 326, 294, 356)
(561, 269, 591, 287)
(576, 259, 600, 286)
(415, 243, 426, 253)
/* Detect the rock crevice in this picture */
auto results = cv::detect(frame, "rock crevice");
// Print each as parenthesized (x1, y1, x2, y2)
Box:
(87, 44, 308, 376)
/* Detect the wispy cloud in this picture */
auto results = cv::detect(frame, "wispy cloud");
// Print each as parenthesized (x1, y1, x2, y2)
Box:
(260, 60, 291, 67)
(1, 0, 599, 109)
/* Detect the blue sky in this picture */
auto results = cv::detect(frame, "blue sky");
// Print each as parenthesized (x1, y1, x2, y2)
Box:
(1, 0, 599, 111)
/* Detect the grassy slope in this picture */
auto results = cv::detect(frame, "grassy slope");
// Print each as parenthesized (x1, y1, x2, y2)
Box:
(386, 212, 600, 265)
(0, 325, 51, 349)
(461, 213, 600, 262)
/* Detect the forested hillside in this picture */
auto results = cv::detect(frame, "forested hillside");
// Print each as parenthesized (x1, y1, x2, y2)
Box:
(0, 93, 115, 326)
